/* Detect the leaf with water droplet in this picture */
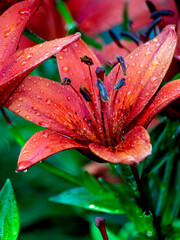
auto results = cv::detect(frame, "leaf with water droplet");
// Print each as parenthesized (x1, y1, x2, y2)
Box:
(0, 179, 20, 240)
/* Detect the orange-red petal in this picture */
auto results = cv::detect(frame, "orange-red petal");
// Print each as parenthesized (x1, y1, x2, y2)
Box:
(0, 0, 42, 66)
(104, 25, 177, 139)
(0, 33, 81, 107)
(132, 79, 180, 128)
(5, 75, 100, 143)
(89, 126, 151, 165)
(17, 130, 88, 171)
(174, 20, 180, 61)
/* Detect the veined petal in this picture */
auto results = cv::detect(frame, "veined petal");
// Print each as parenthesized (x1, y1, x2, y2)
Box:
(57, 39, 102, 96)
(132, 79, 180, 128)
(0, 0, 42, 66)
(105, 25, 177, 137)
(17, 130, 88, 171)
(89, 127, 151, 165)
(174, 20, 180, 60)
(0, 33, 81, 107)
(5, 75, 101, 143)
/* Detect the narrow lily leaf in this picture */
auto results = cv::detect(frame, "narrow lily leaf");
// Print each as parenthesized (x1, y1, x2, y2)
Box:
(0, 179, 19, 240)
(16, 130, 88, 172)
(99, 179, 155, 234)
(0, 32, 81, 107)
(50, 187, 124, 214)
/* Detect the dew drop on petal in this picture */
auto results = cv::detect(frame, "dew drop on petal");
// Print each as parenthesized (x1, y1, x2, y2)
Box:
(145, 51, 151, 56)
(43, 132, 49, 137)
(62, 66, 69, 73)
(25, 115, 30, 120)
(151, 76, 157, 83)
(38, 121, 51, 128)
(18, 97, 23, 101)
(46, 98, 52, 105)
(19, 8, 30, 15)
(67, 96, 71, 101)
(152, 58, 159, 66)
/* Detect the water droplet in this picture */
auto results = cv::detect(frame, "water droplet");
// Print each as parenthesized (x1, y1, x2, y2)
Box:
(23, 150, 30, 154)
(15, 109, 20, 113)
(62, 66, 69, 73)
(46, 82, 50, 87)
(38, 121, 51, 128)
(25, 115, 30, 120)
(145, 51, 151, 56)
(35, 112, 41, 116)
(131, 63, 136, 67)
(26, 53, 33, 60)
(21, 61, 26, 66)
(153, 38, 158, 43)
(4, 24, 15, 38)
(59, 56, 63, 60)
(151, 76, 157, 83)
(43, 132, 49, 137)
(19, 8, 30, 15)
(18, 97, 23, 101)
(46, 98, 52, 105)
(152, 58, 159, 66)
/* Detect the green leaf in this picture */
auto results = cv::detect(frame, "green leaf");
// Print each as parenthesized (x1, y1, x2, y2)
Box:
(172, 72, 180, 80)
(0, 179, 19, 240)
(81, 169, 105, 194)
(50, 187, 124, 214)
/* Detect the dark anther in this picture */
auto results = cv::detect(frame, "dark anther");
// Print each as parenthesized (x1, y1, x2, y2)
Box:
(116, 56, 127, 76)
(120, 31, 141, 45)
(80, 85, 92, 102)
(96, 79, 109, 102)
(95, 218, 109, 240)
(108, 29, 124, 48)
(80, 55, 94, 66)
(144, 16, 162, 37)
(95, 67, 106, 81)
(62, 77, 71, 85)
(146, 1, 157, 13)
(114, 78, 126, 90)
(150, 10, 174, 19)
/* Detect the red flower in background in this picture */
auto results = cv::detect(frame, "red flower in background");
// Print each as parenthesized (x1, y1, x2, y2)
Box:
(0, 0, 81, 108)
(4, 25, 180, 171)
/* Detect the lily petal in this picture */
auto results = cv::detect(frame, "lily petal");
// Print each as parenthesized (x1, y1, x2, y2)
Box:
(0, 33, 81, 107)
(174, 20, 180, 60)
(131, 79, 180, 128)
(5, 75, 100, 142)
(0, 0, 42, 66)
(17, 130, 88, 171)
(89, 126, 151, 165)
(57, 39, 102, 95)
(105, 25, 177, 136)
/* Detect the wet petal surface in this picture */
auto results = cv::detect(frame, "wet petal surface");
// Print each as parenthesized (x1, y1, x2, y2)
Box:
(17, 130, 88, 171)
(89, 126, 151, 164)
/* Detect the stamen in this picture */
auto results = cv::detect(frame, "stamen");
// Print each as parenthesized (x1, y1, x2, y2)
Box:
(96, 79, 109, 102)
(108, 29, 124, 48)
(150, 10, 174, 19)
(120, 31, 141, 45)
(62, 77, 71, 85)
(80, 55, 94, 66)
(114, 78, 126, 90)
(144, 16, 162, 37)
(146, 1, 157, 13)
(108, 29, 131, 53)
(80, 85, 92, 102)
(95, 67, 105, 82)
(116, 56, 127, 76)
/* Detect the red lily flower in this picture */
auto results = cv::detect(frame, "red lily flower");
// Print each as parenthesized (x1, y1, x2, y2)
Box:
(174, 19, 180, 60)
(0, 0, 81, 108)
(4, 25, 180, 171)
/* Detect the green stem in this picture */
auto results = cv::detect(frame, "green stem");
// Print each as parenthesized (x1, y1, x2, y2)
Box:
(23, 28, 46, 44)
(39, 161, 82, 186)
(56, 1, 77, 31)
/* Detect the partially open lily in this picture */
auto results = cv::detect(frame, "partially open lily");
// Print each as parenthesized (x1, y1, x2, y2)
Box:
(0, 0, 81, 108)
(5, 25, 180, 171)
